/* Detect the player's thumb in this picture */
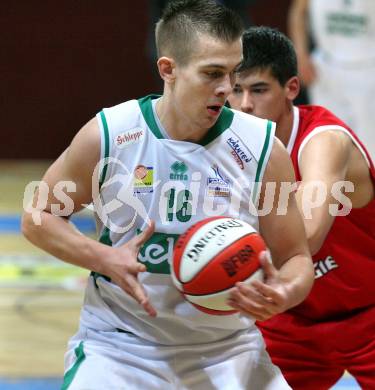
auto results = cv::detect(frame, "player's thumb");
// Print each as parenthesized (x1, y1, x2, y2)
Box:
(128, 261, 147, 274)
(259, 250, 276, 278)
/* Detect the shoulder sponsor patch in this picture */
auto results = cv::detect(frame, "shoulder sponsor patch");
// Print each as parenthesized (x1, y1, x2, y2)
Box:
(226, 137, 252, 170)
(114, 128, 144, 149)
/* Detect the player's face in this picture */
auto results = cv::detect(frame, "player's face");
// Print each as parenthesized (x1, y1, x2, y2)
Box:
(173, 34, 242, 131)
(228, 68, 287, 123)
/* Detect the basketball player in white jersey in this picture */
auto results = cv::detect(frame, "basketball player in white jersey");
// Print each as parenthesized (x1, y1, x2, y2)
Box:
(22, 1, 314, 389)
(289, 0, 375, 160)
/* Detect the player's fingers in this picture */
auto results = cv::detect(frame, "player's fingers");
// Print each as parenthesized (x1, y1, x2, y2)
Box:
(122, 274, 157, 317)
(142, 300, 157, 317)
(227, 295, 274, 320)
(231, 283, 274, 307)
(126, 260, 147, 275)
(250, 280, 281, 304)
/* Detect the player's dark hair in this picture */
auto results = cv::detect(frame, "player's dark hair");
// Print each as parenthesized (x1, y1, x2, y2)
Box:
(155, 0, 244, 65)
(238, 26, 297, 86)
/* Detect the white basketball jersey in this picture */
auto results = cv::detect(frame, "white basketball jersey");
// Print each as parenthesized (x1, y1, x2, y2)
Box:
(81, 95, 275, 345)
(309, 0, 375, 64)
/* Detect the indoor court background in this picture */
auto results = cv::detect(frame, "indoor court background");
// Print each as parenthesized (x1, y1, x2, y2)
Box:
(0, 1, 361, 389)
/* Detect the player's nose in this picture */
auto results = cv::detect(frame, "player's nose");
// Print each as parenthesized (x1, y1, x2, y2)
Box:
(241, 93, 254, 114)
(216, 75, 234, 97)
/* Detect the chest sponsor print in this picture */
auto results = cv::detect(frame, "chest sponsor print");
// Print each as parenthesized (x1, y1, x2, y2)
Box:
(314, 256, 339, 279)
(137, 231, 179, 274)
(206, 164, 231, 198)
(133, 165, 154, 194)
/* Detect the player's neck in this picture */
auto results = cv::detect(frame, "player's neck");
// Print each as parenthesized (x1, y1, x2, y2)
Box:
(156, 96, 208, 142)
(275, 103, 294, 148)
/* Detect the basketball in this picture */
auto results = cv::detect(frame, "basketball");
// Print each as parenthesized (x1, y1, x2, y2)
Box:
(172, 216, 266, 315)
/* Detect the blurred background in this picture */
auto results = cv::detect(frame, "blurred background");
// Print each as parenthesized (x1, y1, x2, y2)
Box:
(0, 1, 359, 389)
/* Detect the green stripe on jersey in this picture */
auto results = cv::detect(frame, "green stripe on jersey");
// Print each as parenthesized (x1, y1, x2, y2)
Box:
(255, 120, 273, 183)
(252, 120, 273, 204)
(99, 110, 110, 188)
(138, 95, 163, 139)
(138, 95, 234, 146)
(198, 106, 234, 146)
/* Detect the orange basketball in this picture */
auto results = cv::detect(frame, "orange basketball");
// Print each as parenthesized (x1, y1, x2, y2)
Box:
(172, 216, 266, 315)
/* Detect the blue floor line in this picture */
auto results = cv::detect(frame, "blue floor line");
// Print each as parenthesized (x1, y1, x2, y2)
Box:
(0, 375, 360, 390)
(0, 378, 62, 390)
(0, 215, 95, 234)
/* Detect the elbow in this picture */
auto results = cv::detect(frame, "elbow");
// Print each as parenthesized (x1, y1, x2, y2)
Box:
(308, 234, 325, 256)
(21, 211, 40, 243)
(297, 254, 315, 306)
(305, 223, 328, 256)
(306, 257, 315, 293)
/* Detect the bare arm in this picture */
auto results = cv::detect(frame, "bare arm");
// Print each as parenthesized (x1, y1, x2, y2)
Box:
(22, 118, 102, 268)
(229, 139, 314, 320)
(22, 118, 156, 316)
(288, 0, 316, 85)
(296, 130, 351, 254)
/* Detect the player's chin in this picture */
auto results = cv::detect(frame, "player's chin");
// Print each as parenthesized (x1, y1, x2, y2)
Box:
(205, 111, 221, 124)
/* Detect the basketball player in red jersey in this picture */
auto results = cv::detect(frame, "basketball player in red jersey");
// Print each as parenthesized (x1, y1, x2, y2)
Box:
(228, 26, 375, 390)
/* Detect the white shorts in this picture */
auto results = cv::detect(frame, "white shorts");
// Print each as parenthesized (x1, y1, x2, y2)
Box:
(62, 325, 290, 390)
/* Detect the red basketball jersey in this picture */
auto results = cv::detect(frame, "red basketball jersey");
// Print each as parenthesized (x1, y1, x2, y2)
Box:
(288, 105, 375, 319)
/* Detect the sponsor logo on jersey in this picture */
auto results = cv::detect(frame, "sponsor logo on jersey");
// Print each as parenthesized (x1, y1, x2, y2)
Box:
(137, 231, 179, 274)
(226, 137, 252, 170)
(170, 161, 188, 181)
(133, 165, 153, 194)
(114, 129, 144, 149)
(314, 256, 339, 279)
(206, 164, 231, 197)
(326, 11, 368, 36)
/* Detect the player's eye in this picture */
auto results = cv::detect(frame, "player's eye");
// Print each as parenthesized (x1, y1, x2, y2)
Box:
(206, 71, 222, 79)
(252, 88, 267, 94)
(232, 86, 243, 94)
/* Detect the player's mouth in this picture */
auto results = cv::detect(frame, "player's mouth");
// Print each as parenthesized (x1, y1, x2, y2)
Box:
(207, 105, 222, 117)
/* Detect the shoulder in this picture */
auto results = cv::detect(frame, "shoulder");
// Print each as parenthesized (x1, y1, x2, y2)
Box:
(298, 105, 350, 132)
(231, 108, 272, 130)
(64, 117, 102, 177)
(296, 104, 354, 153)
(99, 99, 141, 130)
(230, 108, 275, 159)
(264, 137, 295, 183)
(69, 117, 101, 154)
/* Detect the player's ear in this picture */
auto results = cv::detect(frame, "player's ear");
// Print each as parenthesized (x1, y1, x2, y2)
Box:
(285, 76, 300, 101)
(157, 56, 176, 84)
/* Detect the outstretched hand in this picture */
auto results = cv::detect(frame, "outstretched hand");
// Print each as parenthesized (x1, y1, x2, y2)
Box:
(227, 251, 290, 321)
(103, 220, 157, 317)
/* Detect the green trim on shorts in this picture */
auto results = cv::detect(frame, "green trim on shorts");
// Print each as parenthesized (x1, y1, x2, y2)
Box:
(61, 341, 85, 390)
(99, 110, 110, 188)
(252, 120, 273, 204)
